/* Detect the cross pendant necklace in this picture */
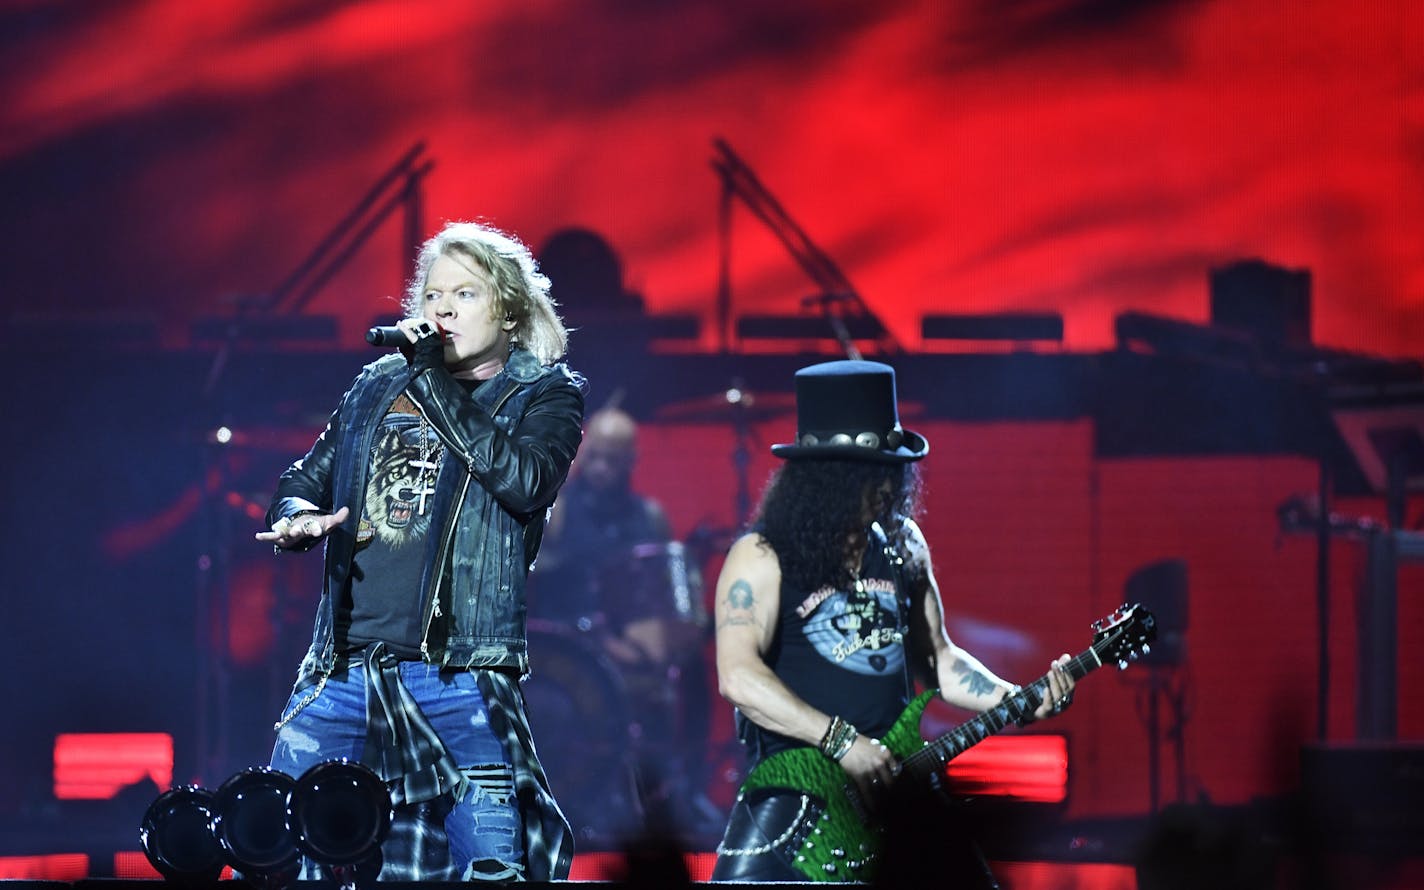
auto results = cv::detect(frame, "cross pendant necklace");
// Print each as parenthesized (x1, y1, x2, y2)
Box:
(409, 459, 438, 514)
(410, 409, 442, 515)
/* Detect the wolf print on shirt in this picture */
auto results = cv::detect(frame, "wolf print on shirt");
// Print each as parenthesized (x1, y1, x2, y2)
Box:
(361, 413, 442, 549)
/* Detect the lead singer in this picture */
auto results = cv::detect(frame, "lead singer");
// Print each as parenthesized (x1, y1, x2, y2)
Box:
(256, 220, 584, 881)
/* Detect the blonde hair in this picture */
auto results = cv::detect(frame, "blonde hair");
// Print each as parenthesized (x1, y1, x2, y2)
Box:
(403, 221, 569, 364)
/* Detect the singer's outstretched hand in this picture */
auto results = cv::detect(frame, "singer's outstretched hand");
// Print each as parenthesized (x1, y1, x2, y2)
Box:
(256, 506, 350, 550)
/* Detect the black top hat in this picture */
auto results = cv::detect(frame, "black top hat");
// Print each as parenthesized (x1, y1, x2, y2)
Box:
(770, 360, 928, 463)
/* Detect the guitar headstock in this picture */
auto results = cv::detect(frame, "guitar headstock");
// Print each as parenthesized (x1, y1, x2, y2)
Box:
(1091, 603, 1157, 669)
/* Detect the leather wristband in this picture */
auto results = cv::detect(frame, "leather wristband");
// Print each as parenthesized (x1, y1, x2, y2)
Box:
(820, 715, 859, 762)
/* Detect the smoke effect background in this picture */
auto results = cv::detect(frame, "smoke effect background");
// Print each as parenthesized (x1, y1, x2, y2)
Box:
(2, 0, 1419, 353)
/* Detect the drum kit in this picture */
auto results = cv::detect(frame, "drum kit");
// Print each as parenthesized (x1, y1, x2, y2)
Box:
(522, 537, 723, 845)
(520, 383, 791, 845)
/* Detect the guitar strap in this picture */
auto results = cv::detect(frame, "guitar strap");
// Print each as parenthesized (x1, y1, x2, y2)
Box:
(869, 519, 916, 705)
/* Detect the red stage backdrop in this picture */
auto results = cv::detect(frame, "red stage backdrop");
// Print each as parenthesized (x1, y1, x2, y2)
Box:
(0, 0, 1419, 359)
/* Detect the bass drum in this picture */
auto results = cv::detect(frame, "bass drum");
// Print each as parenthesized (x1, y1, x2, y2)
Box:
(521, 620, 640, 843)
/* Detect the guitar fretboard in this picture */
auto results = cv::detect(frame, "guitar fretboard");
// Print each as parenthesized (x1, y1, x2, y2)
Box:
(902, 644, 1105, 783)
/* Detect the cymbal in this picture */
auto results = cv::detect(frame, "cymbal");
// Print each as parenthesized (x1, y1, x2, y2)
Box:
(656, 389, 796, 422)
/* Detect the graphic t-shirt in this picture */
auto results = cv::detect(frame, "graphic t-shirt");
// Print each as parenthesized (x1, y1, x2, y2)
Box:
(743, 536, 912, 762)
(337, 386, 475, 659)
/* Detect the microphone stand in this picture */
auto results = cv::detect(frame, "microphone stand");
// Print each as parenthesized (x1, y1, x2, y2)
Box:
(802, 292, 863, 360)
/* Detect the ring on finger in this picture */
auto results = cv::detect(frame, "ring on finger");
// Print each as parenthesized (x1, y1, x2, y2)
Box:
(302, 518, 321, 536)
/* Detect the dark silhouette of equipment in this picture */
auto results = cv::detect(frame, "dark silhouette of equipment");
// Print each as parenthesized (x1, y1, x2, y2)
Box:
(920, 312, 1064, 346)
(1278, 386, 1424, 742)
(1125, 558, 1189, 813)
(262, 142, 434, 318)
(1125, 559, 1187, 668)
(710, 138, 900, 358)
(533, 228, 698, 416)
(1209, 258, 1311, 352)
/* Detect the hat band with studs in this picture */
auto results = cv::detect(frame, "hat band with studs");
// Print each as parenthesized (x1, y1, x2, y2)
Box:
(798, 427, 905, 451)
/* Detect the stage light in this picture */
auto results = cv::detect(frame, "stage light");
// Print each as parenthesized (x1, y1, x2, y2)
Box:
(139, 785, 225, 883)
(288, 759, 392, 876)
(211, 767, 300, 885)
(140, 760, 392, 886)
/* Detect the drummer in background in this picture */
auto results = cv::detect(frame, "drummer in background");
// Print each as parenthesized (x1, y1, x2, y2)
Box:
(532, 406, 673, 636)
(528, 405, 714, 835)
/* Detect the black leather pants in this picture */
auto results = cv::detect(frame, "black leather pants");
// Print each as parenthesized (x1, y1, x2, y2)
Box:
(711, 786, 1000, 888)
(710, 789, 824, 882)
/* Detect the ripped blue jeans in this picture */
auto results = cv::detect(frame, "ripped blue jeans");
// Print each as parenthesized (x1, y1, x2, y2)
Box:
(271, 662, 525, 880)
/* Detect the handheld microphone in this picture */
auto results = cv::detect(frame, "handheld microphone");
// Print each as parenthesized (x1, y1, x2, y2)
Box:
(366, 326, 407, 347)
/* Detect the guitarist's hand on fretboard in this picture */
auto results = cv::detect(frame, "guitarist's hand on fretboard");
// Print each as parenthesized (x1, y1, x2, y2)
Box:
(1027, 654, 1077, 722)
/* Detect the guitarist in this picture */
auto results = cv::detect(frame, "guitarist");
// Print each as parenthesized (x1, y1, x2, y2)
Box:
(710, 360, 1076, 883)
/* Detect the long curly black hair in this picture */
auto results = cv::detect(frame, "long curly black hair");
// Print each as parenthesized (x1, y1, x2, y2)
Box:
(753, 459, 923, 593)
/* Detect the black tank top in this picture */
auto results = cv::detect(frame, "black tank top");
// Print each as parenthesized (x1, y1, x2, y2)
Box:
(741, 530, 913, 763)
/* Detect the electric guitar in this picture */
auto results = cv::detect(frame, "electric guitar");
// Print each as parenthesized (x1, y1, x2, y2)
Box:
(733, 603, 1157, 882)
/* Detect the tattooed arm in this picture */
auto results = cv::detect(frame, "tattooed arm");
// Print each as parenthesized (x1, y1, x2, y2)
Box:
(714, 533, 897, 792)
(901, 519, 1075, 718)
(713, 533, 814, 741)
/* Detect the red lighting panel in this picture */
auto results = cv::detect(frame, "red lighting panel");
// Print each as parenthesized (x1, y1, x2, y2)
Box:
(113, 851, 162, 879)
(944, 734, 1068, 803)
(113, 852, 233, 881)
(567, 850, 718, 881)
(52, 732, 173, 800)
(683, 851, 718, 882)
(0, 853, 89, 880)
(994, 861, 1136, 890)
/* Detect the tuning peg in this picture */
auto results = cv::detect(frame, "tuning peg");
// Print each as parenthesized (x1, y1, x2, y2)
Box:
(1091, 619, 1104, 632)
(1129, 651, 1139, 661)
(1141, 643, 1152, 657)
(1118, 659, 1129, 670)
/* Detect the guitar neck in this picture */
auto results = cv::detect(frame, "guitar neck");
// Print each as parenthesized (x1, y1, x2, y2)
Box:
(904, 644, 1105, 782)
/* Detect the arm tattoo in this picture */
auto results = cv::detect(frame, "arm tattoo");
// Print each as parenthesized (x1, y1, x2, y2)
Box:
(954, 665, 998, 697)
(718, 579, 758, 630)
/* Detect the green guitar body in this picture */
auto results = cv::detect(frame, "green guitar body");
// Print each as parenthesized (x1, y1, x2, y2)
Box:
(728, 604, 1154, 882)
(736, 690, 936, 882)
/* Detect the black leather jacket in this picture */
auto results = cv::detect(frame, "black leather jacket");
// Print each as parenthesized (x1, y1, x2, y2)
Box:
(268, 348, 585, 687)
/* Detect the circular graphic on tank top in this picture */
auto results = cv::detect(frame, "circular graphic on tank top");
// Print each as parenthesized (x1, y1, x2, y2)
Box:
(799, 578, 904, 676)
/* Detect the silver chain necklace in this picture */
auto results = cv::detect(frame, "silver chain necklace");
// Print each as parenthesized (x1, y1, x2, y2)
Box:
(408, 406, 442, 515)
